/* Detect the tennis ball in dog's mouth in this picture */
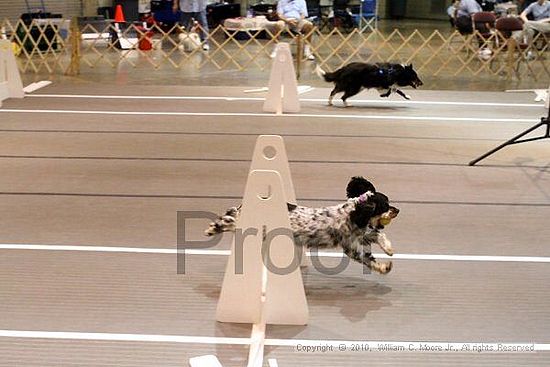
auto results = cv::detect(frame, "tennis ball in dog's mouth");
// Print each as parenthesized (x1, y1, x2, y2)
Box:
(379, 217, 392, 226)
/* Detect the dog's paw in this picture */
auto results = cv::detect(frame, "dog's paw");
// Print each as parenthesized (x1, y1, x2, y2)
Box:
(372, 261, 392, 274)
(204, 222, 223, 236)
(375, 232, 394, 256)
(404, 94, 411, 100)
(204, 226, 217, 236)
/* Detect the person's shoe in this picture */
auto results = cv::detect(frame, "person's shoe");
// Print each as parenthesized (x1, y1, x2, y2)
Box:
(304, 45, 315, 60)
(270, 48, 277, 58)
(202, 43, 210, 51)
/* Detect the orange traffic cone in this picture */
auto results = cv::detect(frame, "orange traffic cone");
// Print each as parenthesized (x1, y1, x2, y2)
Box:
(114, 4, 126, 23)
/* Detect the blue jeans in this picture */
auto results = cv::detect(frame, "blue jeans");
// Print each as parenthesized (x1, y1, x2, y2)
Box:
(180, 11, 209, 43)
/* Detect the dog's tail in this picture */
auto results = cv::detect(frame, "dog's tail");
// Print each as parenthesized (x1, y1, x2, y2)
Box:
(314, 64, 337, 82)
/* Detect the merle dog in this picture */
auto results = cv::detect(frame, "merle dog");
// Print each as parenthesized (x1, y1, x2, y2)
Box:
(205, 177, 399, 274)
(315, 62, 423, 106)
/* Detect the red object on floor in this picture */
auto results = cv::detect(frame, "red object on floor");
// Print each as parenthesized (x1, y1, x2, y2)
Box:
(137, 26, 153, 50)
(114, 4, 126, 23)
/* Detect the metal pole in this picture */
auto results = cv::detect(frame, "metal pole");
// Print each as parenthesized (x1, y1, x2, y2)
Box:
(296, 33, 302, 80)
(469, 108, 550, 166)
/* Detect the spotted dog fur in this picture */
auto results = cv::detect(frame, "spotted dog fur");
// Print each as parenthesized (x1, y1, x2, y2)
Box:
(205, 177, 399, 274)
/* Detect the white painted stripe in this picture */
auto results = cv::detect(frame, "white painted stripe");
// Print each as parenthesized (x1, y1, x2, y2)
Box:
(267, 359, 279, 367)
(317, 251, 550, 263)
(1, 244, 550, 263)
(0, 330, 549, 352)
(0, 330, 250, 345)
(0, 244, 228, 255)
(385, 253, 550, 263)
(26, 94, 542, 108)
(0, 109, 538, 123)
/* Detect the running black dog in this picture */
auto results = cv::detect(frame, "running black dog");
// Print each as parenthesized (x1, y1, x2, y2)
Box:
(315, 62, 423, 107)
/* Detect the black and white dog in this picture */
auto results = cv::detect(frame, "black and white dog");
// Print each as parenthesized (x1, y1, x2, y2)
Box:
(315, 62, 423, 107)
(205, 177, 399, 274)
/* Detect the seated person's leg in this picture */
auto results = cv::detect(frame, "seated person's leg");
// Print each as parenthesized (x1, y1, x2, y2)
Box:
(525, 21, 550, 36)
(297, 19, 315, 60)
(298, 19, 314, 36)
(523, 21, 541, 44)
(511, 29, 526, 44)
(264, 20, 285, 39)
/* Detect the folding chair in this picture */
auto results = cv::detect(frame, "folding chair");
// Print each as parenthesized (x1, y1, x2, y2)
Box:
(350, 0, 378, 32)
(495, 16, 531, 78)
(306, 0, 322, 27)
(472, 11, 496, 47)
(328, 0, 355, 33)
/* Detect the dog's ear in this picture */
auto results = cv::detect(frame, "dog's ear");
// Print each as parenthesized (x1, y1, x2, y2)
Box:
(407, 64, 413, 69)
(370, 192, 390, 216)
(350, 201, 376, 228)
(346, 176, 376, 198)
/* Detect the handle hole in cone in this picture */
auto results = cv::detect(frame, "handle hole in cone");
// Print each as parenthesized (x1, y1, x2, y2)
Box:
(263, 146, 277, 160)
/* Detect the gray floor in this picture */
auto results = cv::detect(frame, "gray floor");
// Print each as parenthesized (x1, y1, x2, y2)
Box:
(0, 83, 549, 366)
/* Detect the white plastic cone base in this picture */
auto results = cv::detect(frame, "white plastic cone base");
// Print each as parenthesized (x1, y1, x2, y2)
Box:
(249, 135, 297, 205)
(263, 43, 300, 114)
(216, 170, 308, 325)
(0, 39, 24, 104)
(249, 135, 307, 267)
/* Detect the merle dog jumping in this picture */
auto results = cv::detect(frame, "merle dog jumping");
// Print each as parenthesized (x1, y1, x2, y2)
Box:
(205, 177, 399, 274)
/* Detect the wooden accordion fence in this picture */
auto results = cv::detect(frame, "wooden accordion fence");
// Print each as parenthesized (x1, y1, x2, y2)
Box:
(1, 18, 549, 82)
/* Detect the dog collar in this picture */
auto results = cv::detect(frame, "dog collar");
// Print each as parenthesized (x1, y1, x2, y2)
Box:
(357, 192, 373, 204)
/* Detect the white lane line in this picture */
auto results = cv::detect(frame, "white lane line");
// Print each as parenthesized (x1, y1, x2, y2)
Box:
(26, 94, 543, 108)
(0, 109, 538, 123)
(0, 330, 250, 345)
(1, 244, 550, 263)
(1, 330, 549, 352)
(0, 244, 227, 255)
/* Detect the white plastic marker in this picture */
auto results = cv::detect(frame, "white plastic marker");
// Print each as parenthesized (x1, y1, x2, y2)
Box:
(507, 88, 549, 104)
(0, 39, 24, 107)
(23, 80, 52, 94)
(263, 43, 300, 114)
(216, 170, 308, 367)
(245, 85, 313, 95)
(247, 136, 307, 267)
(189, 355, 224, 367)
(248, 135, 296, 205)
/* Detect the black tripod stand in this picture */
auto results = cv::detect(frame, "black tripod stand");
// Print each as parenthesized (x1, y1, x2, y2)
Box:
(469, 105, 550, 166)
